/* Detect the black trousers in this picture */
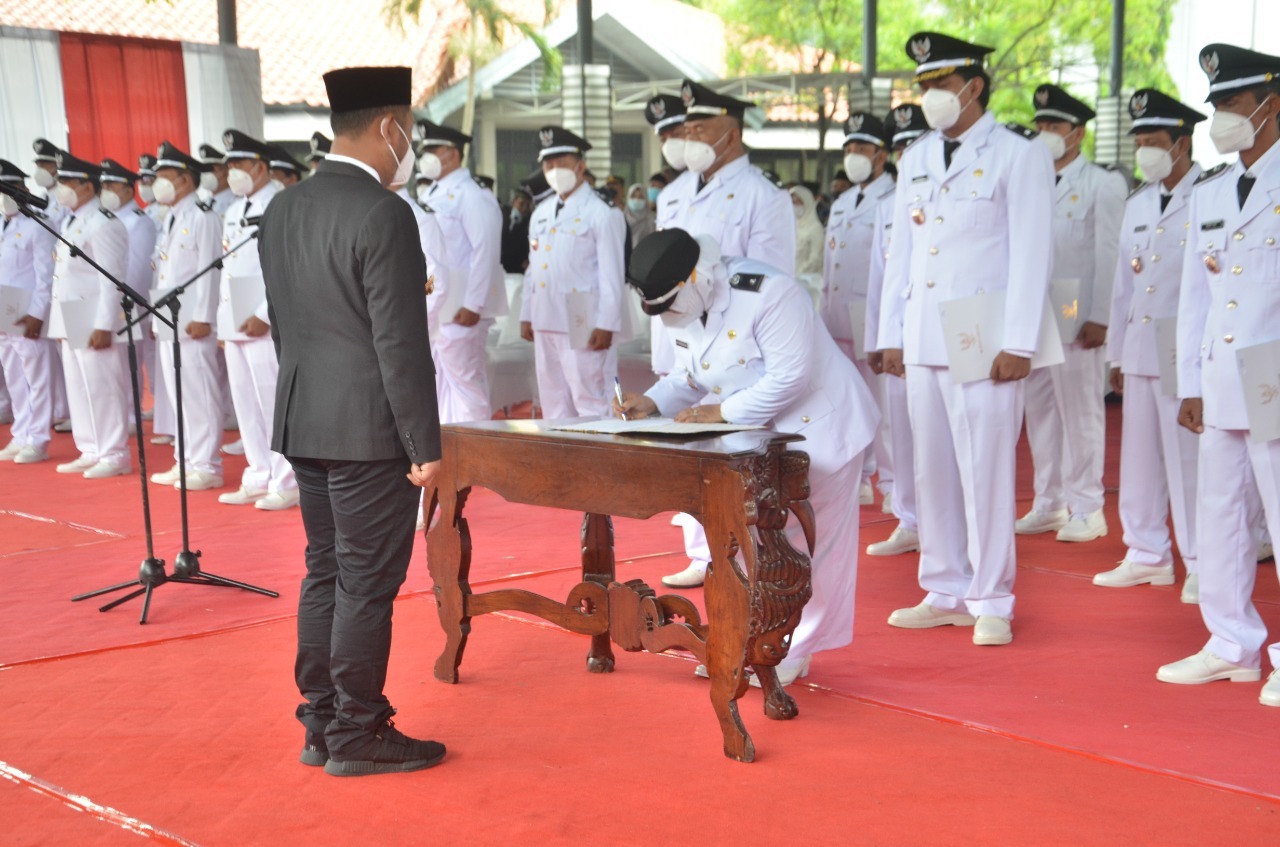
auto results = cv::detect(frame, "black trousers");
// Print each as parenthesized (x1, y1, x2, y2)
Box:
(288, 455, 418, 754)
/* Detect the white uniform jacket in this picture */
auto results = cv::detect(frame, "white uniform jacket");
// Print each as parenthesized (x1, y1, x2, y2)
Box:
(646, 257, 879, 468)
(1177, 145, 1280, 430)
(421, 168, 505, 320)
(521, 183, 627, 334)
(820, 172, 896, 342)
(1107, 165, 1201, 376)
(0, 212, 56, 322)
(864, 197, 894, 351)
(219, 183, 278, 341)
(154, 192, 223, 328)
(50, 199, 128, 335)
(118, 201, 157, 300)
(1051, 155, 1128, 327)
(878, 112, 1056, 365)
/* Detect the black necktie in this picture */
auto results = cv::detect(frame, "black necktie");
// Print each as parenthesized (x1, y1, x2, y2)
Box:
(1055, 175, 1062, 186)
(943, 140, 960, 169)
(1160, 193, 1172, 213)
(854, 192, 864, 208)
(697, 176, 707, 193)
(2, 217, 9, 233)
(555, 201, 564, 219)
(167, 214, 175, 234)
(1238, 173, 1256, 209)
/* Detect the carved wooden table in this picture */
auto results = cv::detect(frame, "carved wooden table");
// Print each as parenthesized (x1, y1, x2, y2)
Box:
(426, 419, 814, 762)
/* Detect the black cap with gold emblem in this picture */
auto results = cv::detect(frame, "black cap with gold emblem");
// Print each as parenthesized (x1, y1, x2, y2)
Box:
(905, 32, 994, 83)
(266, 145, 306, 176)
(1127, 89, 1206, 135)
(1, 160, 29, 182)
(305, 131, 331, 164)
(33, 138, 63, 163)
(885, 104, 929, 147)
(645, 94, 686, 134)
(198, 144, 226, 165)
(416, 120, 471, 150)
(99, 158, 140, 184)
(156, 141, 201, 173)
(680, 79, 754, 122)
(1197, 43, 1280, 102)
(627, 228, 700, 315)
(55, 151, 100, 181)
(1033, 84, 1095, 124)
(842, 112, 889, 148)
(519, 168, 554, 204)
(138, 153, 158, 178)
(222, 129, 273, 162)
(536, 126, 591, 162)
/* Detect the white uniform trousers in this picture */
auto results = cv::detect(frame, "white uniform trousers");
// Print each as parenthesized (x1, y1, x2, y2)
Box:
(1117, 375, 1198, 572)
(433, 320, 493, 424)
(0, 336, 55, 449)
(215, 345, 235, 427)
(533, 330, 618, 419)
(50, 343, 69, 421)
(158, 335, 223, 476)
(787, 449, 865, 659)
(882, 372, 917, 531)
(854, 357, 883, 487)
(128, 336, 155, 413)
(151, 337, 175, 436)
(224, 337, 295, 494)
(0, 369, 9, 420)
(1196, 426, 1280, 669)
(1024, 343, 1107, 515)
(62, 341, 131, 467)
(907, 365, 1022, 619)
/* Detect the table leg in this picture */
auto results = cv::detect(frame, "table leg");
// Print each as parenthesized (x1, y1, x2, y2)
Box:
(428, 484, 473, 684)
(581, 512, 616, 674)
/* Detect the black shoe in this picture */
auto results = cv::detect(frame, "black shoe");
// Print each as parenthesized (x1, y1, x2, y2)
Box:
(323, 719, 446, 777)
(300, 729, 329, 767)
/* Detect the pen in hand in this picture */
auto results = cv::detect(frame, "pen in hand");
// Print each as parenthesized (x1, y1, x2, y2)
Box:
(614, 377, 628, 420)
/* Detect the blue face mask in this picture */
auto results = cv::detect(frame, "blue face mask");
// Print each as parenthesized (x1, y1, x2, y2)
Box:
(647, 186, 661, 203)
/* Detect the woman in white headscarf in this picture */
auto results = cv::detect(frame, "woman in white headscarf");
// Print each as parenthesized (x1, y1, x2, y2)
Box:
(790, 185, 825, 277)
(624, 183, 656, 247)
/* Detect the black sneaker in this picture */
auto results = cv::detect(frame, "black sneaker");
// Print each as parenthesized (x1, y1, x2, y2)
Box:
(300, 729, 329, 767)
(322, 720, 446, 777)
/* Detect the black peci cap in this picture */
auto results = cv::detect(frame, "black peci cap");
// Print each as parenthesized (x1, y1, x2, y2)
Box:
(323, 66, 412, 112)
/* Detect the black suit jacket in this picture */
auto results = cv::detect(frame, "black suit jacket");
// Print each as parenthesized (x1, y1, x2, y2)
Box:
(259, 159, 441, 464)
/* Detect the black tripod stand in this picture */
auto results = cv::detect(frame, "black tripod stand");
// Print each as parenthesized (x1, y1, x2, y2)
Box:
(2, 187, 278, 622)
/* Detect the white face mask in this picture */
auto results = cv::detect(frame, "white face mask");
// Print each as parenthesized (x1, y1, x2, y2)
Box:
(384, 118, 415, 188)
(227, 167, 256, 197)
(546, 166, 579, 196)
(199, 171, 219, 192)
(684, 129, 730, 175)
(53, 183, 79, 208)
(416, 183, 432, 202)
(270, 178, 286, 192)
(100, 188, 122, 212)
(1038, 130, 1067, 160)
(32, 168, 55, 189)
(921, 80, 974, 131)
(417, 152, 443, 181)
(151, 176, 177, 206)
(1209, 97, 1272, 155)
(1135, 145, 1177, 183)
(843, 152, 873, 184)
(138, 182, 155, 204)
(661, 137, 687, 171)
(1, 195, 18, 216)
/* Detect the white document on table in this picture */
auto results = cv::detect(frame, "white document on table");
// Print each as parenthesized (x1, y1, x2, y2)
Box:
(150, 288, 176, 341)
(1236, 339, 1280, 444)
(566, 290, 597, 350)
(217, 274, 265, 338)
(0, 286, 32, 335)
(551, 418, 765, 435)
(1050, 278, 1081, 346)
(938, 289, 1064, 384)
(1154, 317, 1179, 397)
(846, 299, 868, 361)
(51, 298, 96, 349)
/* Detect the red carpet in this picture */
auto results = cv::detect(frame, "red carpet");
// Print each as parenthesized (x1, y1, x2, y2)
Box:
(3, 403, 1280, 844)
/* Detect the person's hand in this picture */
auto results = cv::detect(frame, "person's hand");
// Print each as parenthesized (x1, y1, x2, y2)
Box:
(613, 392, 659, 419)
(867, 350, 884, 375)
(587, 328, 613, 351)
(406, 459, 441, 489)
(186, 321, 212, 339)
(88, 329, 112, 350)
(1109, 367, 1124, 395)
(16, 315, 43, 340)
(1178, 398, 1204, 434)
(520, 321, 534, 342)
(882, 348, 905, 378)
(452, 307, 480, 327)
(675, 404, 725, 424)
(991, 351, 1031, 382)
(239, 315, 270, 337)
(1076, 321, 1107, 350)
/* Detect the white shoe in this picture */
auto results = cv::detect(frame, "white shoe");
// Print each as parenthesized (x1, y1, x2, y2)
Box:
(866, 526, 920, 557)
(1258, 541, 1275, 562)
(859, 482, 874, 506)
(1156, 650, 1260, 684)
(254, 490, 299, 511)
(1092, 558, 1174, 588)
(150, 434, 174, 445)
(1262, 669, 1280, 707)
(83, 460, 129, 479)
(887, 601, 975, 629)
(1015, 508, 1069, 535)
(177, 470, 224, 491)
(0, 440, 21, 461)
(880, 492, 894, 514)
(749, 655, 811, 688)
(218, 486, 268, 505)
(56, 455, 97, 474)
(973, 615, 1013, 646)
(150, 464, 181, 485)
(1056, 510, 1108, 543)
(220, 439, 245, 456)
(14, 445, 49, 464)
(52, 418, 72, 433)
(661, 563, 707, 588)
(1181, 573, 1200, 605)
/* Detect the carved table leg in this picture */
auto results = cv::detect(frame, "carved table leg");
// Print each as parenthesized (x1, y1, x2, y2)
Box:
(754, 666, 800, 720)
(428, 481, 473, 683)
(581, 512, 616, 674)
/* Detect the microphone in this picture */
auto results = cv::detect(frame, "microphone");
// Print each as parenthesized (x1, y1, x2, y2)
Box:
(242, 214, 263, 227)
(0, 180, 50, 211)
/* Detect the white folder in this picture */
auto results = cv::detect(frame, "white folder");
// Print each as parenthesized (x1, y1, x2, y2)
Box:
(938, 289, 1064, 384)
(846, 299, 868, 361)
(1154, 317, 1179, 397)
(1050, 278, 1081, 347)
(150, 288, 177, 341)
(0, 285, 32, 335)
(51, 298, 97, 349)
(566, 290, 597, 350)
(217, 274, 266, 338)
(1236, 338, 1280, 444)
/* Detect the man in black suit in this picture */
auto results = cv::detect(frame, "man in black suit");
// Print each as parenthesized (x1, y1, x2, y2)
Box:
(258, 66, 445, 777)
